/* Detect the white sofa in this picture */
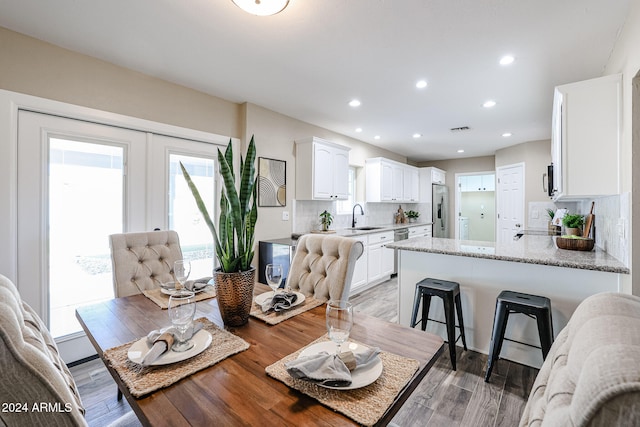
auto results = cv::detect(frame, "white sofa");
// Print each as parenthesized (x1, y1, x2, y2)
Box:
(520, 292, 640, 426)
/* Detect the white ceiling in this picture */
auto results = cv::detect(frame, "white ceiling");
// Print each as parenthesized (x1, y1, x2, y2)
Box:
(0, 0, 630, 162)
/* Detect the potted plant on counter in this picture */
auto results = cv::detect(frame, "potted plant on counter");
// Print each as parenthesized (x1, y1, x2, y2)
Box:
(406, 210, 420, 223)
(319, 210, 333, 232)
(180, 136, 258, 327)
(562, 213, 584, 236)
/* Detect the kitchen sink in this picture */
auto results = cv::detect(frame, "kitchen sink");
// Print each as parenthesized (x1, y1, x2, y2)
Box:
(351, 226, 384, 231)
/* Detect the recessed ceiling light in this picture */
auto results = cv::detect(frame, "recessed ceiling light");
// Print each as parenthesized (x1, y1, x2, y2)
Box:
(374, 135, 381, 140)
(349, 99, 361, 107)
(416, 80, 428, 89)
(457, 149, 465, 153)
(355, 128, 363, 133)
(483, 100, 497, 108)
(413, 133, 422, 139)
(502, 132, 512, 137)
(499, 55, 515, 66)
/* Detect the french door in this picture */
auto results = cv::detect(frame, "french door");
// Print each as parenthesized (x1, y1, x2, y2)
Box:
(17, 111, 221, 361)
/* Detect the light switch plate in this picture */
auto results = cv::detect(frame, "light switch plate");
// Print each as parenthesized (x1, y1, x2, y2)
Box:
(282, 211, 289, 221)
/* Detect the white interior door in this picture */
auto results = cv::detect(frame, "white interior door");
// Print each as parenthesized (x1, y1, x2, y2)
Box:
(496, 163, 525, 243)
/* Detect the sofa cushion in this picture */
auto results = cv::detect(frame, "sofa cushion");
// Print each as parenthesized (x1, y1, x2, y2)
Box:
(520, 292, 640, 427)
(0, 274, 87, 427)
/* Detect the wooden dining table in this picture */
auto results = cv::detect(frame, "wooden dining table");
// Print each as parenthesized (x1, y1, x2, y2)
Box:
(75, 284, 444, 426)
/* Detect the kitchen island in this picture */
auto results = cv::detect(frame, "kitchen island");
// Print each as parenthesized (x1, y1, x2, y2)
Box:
(387, 235, 629, 368)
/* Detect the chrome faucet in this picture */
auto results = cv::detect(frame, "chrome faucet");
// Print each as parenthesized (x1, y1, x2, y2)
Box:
(352, 203, 364, 228)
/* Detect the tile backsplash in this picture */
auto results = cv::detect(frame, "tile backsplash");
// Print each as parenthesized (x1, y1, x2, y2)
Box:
(528, 193, 630, 266)
(293, 200, 431, 233)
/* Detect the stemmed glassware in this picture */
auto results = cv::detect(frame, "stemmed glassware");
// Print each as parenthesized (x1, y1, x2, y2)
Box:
(265, 264, 283, 295)
(173, 259, 191, 290)
(326, 300, 353, 355)
(168, 290, 196, 352)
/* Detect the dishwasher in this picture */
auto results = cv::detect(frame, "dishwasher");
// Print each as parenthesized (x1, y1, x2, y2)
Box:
(393, 228, 409, 274)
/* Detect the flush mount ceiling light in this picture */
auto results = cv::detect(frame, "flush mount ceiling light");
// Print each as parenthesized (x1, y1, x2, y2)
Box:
(457, 149, 465, 153)
(355, 127, 363, 133)
(374, 135, 381, 140)
(349, 99, 361, 107)
(412, 133, 422, 139)
(499, 55, 515, 66)
(483, 100, 497, 108)
(416, 80, 428, 89)
(232, 0, 289, 16)
(502, 132, 512, 137)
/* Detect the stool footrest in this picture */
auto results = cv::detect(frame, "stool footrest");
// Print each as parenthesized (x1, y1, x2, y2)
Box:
(503, 337, 542, 350)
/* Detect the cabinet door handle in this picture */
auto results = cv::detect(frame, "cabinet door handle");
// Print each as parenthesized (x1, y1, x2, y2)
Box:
(542, 173, 547, 192)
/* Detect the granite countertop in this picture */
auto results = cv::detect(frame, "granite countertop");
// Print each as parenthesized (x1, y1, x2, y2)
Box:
(292, 222, 434, 239)
(386, 234, 629, 274)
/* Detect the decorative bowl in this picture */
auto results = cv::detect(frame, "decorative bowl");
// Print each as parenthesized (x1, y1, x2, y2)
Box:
(555, 236, 595, 251)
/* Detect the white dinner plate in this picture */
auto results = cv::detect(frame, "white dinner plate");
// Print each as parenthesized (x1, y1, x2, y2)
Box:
(254, 291, 306, 308)
(298, 341, 383, 390)
(127, 329, 212, 366)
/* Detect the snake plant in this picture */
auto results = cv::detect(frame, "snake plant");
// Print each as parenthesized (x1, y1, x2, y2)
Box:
(180, 136, 258, 273)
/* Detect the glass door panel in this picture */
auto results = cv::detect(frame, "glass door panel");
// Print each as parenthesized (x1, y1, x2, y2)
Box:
(48, 138, 124, 337)
(169, 153, 216, 279)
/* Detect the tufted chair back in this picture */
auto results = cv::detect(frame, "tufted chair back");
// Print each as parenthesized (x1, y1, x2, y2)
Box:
(287, 234, 364, 301)
(0, 274, 87, 426)
(109, 230, 184, 297)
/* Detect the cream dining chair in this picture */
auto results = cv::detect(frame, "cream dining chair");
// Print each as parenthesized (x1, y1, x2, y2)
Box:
(108, 230, 184, 298)
(287, 234, 364, 301)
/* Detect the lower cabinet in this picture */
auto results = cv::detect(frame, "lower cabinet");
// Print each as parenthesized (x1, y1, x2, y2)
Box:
(350, 231, 394, 295)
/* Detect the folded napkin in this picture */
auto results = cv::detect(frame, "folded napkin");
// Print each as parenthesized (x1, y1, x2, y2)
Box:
(141, 322, 203, 365)
(184, 277, 212, 292)
(285, 346, 381, 387)
(260, 292, 298, 313)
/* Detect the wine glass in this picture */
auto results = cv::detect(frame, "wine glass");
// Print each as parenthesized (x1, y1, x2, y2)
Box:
(168, 290, 196, 352)
(326, 300, 353, 355)
(173, 260, 191, 290)
(265, 264, 283, 295)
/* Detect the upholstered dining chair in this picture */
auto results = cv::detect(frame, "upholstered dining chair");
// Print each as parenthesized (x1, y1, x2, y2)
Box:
(287, 234, 364, 301)
(109, 230, 184, 298)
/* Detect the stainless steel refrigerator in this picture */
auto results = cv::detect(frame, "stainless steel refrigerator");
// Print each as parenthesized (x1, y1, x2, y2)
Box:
(432, 184, 449, 238)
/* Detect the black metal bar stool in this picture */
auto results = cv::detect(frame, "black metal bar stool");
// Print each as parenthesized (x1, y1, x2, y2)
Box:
(410, 278, 467, 370)
(484, 290, 554, 382)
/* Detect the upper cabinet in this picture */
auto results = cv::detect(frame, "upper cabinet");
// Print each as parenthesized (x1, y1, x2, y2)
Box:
(551, 74, 622, 200)
(418, 167, 446, 203)
(366, 158, 419, 202)
(295, 137, 350, 200)
(460, 174, 495, 192)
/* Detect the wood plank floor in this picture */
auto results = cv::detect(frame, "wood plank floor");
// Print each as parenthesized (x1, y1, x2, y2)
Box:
(70, 277, 538, 426)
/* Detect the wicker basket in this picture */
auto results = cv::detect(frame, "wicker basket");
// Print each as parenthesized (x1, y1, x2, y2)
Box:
(556, 237, 595, 251)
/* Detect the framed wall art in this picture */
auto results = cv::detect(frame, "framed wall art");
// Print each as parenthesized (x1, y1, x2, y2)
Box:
(258, 157, 286, 207)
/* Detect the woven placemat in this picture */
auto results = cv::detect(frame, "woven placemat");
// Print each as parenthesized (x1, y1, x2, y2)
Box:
(250, 293, 325, 325)
(103, 317, 249, 398)
(142, 287, 216, 309)
(265, 336, 420, 427)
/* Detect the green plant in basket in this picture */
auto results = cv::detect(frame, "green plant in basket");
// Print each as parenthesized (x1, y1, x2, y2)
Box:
(180, 137, 257, 273)
(562, 213, 584, 229)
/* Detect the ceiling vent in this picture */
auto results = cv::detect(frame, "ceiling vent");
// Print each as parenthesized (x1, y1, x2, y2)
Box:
(450, 126, 470, 132)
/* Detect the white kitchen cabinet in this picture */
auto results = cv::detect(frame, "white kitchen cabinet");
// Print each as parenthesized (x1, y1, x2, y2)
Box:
(366, 158, 406, 202)
(350, 235, 368, 293)
(403, 166, 420, 202)
(419, 167, 447, 203)
(367, 231, 394, 282)
(295, 137, 350, 200)
(460, 174, 495, 192)
(550, 74, 621, 200)
(408, 224, 431, 238)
